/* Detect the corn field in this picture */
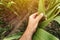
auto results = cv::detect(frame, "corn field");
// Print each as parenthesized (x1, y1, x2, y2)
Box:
(0, 0, 60, 40)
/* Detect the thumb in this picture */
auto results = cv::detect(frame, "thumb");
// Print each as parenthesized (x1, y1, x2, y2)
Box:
(36, 13, 44, 21)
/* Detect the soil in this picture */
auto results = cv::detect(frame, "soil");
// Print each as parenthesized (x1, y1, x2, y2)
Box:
(45, 21, 60, 39)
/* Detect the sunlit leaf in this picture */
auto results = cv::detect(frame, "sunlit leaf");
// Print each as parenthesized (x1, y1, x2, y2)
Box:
(7, 1, 15, 8)
(38, 0, 45, 14)
(54, 16, 60, 24)
(33, 29, 59, 40)
(33, 0, 60, 40)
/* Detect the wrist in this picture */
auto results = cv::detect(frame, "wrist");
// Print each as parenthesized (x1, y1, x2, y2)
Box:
(22, 28, 33, 40)
(25, 27, 33, 36)
(26, 25, 35, 33)
(19, 28, 32, 40)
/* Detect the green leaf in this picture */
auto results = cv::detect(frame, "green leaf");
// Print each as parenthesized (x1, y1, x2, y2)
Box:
(54, 16, 60, 24)
(7, 1, 15, 8)
(39, 7, 60, 28)
(33, 29, 59, 40)
(33, 0, 60, 40)
(46, 3, 60, 18)
(38, 0, 45, 14)
(3, 32, 23, 40)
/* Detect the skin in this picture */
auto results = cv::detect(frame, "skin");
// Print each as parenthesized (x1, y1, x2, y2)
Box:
(19, 12, 44, 40)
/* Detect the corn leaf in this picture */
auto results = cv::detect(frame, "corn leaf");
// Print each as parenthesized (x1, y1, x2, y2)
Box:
(3, 32, 23, 40)
(46, 3, 60, 18)
(54, 16, 60, 24)
(33, 29, 59, 40)
(38, 0, 45, 14)
(33, 0, 60, 40)
(39, 9, 60, 28)
(38, 0, 60, 28)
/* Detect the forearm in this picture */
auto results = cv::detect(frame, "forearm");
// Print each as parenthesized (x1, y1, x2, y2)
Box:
(19, 25, 33, 40)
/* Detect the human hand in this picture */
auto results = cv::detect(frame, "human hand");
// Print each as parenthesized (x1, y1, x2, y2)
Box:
(20, 12, 44, 40)
(26, 12, 44, 33)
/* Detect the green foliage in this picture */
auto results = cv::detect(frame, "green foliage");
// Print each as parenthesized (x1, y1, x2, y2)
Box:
(54, 16, 60, 24)
(0, 25, 12, 40)
(0, 0, 19, 16)
(0, 0, 14, 8)
(3, 32, 23, 40)
(33, 0, 60, 40)
(33, 29, 59, 40)
(38, 0, 45, 14)
(7, 1, 15, 8)
(0, 0, 60, 40)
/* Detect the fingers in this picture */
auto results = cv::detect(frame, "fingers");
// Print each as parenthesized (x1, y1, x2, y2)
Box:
(30, 12, 44, 20)
(30, 12, 38, 18)
(36, 13, 44, 21)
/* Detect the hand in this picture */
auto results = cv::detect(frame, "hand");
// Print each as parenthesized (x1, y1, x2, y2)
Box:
(20, 12, 44, 40)
(26, 12, 44, 33)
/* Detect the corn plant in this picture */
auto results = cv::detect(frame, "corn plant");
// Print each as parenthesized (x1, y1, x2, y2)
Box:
(0, 0, 19, 16)
(33, 0, 60, 40)
(0, 0, 60, 40)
